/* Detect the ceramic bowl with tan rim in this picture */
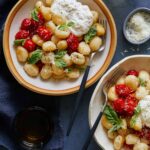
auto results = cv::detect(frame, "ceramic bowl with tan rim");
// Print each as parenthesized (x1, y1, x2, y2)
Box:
(89, 55, 150, 150)
(3, 0, 117, 96)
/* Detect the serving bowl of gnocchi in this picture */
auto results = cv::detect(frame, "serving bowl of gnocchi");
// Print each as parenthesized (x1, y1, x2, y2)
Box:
(89, 55, 150, 150)
(3, 0, 117, 95)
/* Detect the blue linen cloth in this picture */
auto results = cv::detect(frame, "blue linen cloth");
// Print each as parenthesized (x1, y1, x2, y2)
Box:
(0, 0, 64, 150)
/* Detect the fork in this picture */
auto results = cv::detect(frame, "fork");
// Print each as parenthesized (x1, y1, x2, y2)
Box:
(67, 19, 107, 136)
(82, 68, 124, 150)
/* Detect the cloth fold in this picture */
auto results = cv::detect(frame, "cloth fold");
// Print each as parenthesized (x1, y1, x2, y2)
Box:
(0, 1, 64, 150)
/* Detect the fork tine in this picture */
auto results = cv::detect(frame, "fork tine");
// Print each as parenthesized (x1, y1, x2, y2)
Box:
(104, 68, 124, 90)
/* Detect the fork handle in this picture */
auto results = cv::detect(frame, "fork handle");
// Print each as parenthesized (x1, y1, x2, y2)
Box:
(82, 111, 103, 150)
(67, 65, 91, 136)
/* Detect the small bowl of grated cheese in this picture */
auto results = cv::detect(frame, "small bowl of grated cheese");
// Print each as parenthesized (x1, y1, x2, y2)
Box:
(123, 7, 150, 45)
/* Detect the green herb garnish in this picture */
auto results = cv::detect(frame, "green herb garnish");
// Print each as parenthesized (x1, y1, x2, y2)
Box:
(28, 49, 42, 64)
(130, 105, 141, 128)
(104, 105, 122, 132)
(55, 50, 67, 59)
(55, 59, 67, 68)
(139, 78, 147, 87)
(31, 9, 39, 22)
(54, 50, 67, 68)
(58, 21, 75, 31)
(14, 39, 25, 46)
(84, 26, 97, 43)
(65, 68, 73, 73)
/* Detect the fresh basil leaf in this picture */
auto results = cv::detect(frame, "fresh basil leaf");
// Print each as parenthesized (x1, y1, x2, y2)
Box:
(67, 21, 75, 27)
(31, 9, 39, 22)
(28, 49, 42, 64)
(84, 26, 97, 43)
(65, 68, 73, 73)
(55, 59, 67, 68)
(58, 24, 67, 31)
(104, 105, 122, 132)
(58, 21, 75, 31)
(55, 51, 67, 59)
(130, 105, 141, 128)
(139, 78, 147, 87)
(14, 39, 25, 46)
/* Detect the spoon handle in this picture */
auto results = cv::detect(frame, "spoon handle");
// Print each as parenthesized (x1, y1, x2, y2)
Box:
(82, 111, 103, 150)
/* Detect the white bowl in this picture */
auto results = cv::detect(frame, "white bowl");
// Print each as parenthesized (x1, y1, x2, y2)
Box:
(3, 0, 117, 96)
(89, 55, 150, 150)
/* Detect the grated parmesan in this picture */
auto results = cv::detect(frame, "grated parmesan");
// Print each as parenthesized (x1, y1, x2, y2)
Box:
(126, 12, 150, 43)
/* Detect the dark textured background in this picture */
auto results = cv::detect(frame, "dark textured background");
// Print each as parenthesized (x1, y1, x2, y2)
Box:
(0, 0, 150, 150)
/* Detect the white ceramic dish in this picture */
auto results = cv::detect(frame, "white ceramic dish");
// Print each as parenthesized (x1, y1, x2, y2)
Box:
(89, 55, 150, 150)
(3, 0, 117, 96)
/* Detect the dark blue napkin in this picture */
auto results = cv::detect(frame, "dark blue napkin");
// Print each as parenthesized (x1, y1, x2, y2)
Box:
(0, 1, 64, 150)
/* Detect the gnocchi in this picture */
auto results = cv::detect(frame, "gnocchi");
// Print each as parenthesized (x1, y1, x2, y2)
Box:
(57, 40, 68, 50)
(108, 86, 118, 101)
(24, 63, 39, 77)
(55, 27, 70, 39)
(101, 70, 150, 149)
(42, 41, 57, 52)
(114, 135, 124, 150)
(125, 75, 139, 91)
(89, 36, 102, 52)
(32, 35, 44, 47)
(14, 0, 106, 81)
(16, 46, 28, 63)
(40, 65, 52, 80)
(78, 42, 91, 55)
(125, 134, 140, 145)
(133, 143, 148, 150)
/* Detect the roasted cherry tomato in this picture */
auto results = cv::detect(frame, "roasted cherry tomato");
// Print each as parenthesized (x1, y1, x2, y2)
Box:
(21, 18, 32, 30)
(23, 39, 36, 52)
(36, 26, 52, 41)
(127, 70, 139, 77)
(67, 33, 79, 54)
(15, 30, 29, 39)
(115, 84, 132, 97)
(113, 98, 125, 115)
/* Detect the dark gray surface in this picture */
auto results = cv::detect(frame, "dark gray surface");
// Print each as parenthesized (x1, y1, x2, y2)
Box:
(60, 0, 150, 150)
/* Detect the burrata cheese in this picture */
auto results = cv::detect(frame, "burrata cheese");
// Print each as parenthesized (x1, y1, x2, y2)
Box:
(51, 0, 94, 36)
(139, 95, 150, 128)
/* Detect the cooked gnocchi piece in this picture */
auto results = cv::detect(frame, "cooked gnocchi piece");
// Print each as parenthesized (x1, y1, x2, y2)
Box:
(40, 6, 52, 21)
(45, 21, 56, 33)
(40, 65, 52, 80)
(24, 63, 39, 77)
(71, 52, 85, 65)
(91, 11, 99, 23)
(114, 135, 124, 150)
(42, 41, 57, 52)
(125, 75, 139, 91)
(78, 42, 91, 55)
(135, 86, 149, 100)
(55, 27, 70, 39)
(89, 36, 102, 51)
(133, 143, 148, 150)
(57, 40, 68, 50)
(108, 86, 118, 101)
(94, 23, 106, 36)
(32, 35, 44, 47)
(125, 134, 140, 145)
(66, 68, 80, 79)
(16, 46, 28, 63)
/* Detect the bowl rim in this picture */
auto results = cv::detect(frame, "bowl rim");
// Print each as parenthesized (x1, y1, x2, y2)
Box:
(88, 54, 150, 149)
(123, 7, 150, 45)
(3, 0, 117, 96)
